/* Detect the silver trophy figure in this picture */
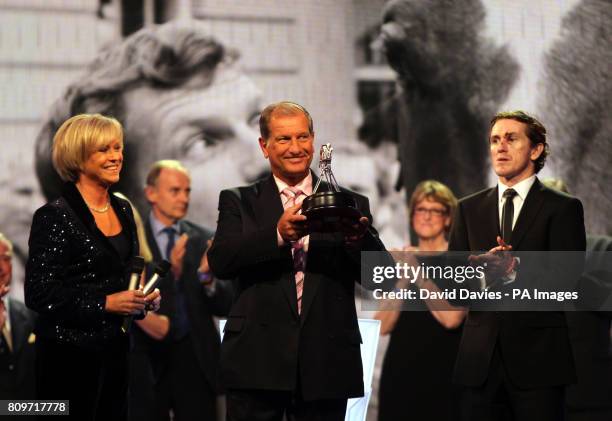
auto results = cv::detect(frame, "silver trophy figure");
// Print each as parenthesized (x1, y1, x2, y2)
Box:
(302, 143, 361, 232)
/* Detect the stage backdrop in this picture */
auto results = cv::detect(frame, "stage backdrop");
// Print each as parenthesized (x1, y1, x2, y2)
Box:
(0, 1, 610, 418)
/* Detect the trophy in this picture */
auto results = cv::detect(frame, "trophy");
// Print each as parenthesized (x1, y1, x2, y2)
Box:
(302, 143, 361, 232)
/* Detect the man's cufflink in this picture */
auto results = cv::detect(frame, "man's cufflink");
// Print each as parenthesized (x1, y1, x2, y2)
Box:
(197, 270, 214, 285)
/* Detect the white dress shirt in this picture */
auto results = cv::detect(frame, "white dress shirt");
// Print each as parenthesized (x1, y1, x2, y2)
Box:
(497, 174, 537, 230)
(274, 172, 313, 251)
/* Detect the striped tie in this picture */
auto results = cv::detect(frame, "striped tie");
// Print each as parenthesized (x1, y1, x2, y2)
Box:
(281, 187, 307, 314)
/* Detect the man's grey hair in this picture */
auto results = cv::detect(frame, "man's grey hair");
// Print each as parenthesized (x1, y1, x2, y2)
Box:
(146, 160, 191, 187)
(259, 101, 314, 141)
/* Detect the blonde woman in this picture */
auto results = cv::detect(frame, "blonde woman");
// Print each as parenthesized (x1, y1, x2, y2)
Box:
(25, 114, 160, 421)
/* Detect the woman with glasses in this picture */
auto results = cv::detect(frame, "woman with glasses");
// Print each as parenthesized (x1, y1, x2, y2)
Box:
(376, 180, 465, 421)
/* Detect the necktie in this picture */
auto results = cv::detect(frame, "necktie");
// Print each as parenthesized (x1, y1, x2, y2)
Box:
(162, 227, 176, 261)
(281, 188, 307, 314)
(501, 188, 518, 244)
(0, 299, 11, 352)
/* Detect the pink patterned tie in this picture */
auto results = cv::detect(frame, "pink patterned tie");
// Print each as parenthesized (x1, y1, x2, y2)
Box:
(281, 187, 307, 314)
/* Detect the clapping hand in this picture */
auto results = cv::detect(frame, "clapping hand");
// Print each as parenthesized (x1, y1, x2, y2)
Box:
(170, 234, 189, 279)
(468, 236, 516, 280)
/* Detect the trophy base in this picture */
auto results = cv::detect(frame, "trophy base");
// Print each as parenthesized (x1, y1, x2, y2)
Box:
(302, 191, 361, 233)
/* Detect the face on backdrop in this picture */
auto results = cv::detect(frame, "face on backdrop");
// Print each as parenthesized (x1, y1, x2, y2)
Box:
(145, 168, 191, 226)
(411, 198, 449, 241)
(332, 152, 380, 213)
(489, 119, 543, 186)
(258, 112, 314, 185)
(0, 242, 11, 290)
(122, 66, 268, 227)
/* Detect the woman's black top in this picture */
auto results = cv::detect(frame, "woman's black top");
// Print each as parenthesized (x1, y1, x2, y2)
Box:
(25, 183, 138, 350)
(108, 230, 131, 264)
(378, 254, 463, 421)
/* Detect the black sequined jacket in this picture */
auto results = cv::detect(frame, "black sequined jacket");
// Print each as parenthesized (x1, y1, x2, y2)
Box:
(25, 183, 138, 349)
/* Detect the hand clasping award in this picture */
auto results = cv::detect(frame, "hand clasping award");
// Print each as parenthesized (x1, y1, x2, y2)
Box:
(302, 143, 361, 232)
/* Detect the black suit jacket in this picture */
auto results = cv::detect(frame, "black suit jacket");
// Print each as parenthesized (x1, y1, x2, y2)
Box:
(0, 298, 36, 399)
(565, 235, 612, 410)
(134, 218, 232, 392)
(208, 174, 389, 401)
(26, 183, 138, 349)
(448, 178, 586, 388)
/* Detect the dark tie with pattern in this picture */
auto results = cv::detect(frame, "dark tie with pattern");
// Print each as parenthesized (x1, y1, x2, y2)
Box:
(501, 188, 518, 244)
(162, 226, 190, 339)
(162, 227, 176, 261)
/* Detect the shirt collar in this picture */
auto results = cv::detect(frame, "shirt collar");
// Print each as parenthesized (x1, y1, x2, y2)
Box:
(149, 211, 181, 236)
(498, 174, 537, 202)
(273, 171, 313, 196)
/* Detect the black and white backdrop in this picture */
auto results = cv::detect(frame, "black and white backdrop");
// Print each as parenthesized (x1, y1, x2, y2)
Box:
(0, 0, 609, 418)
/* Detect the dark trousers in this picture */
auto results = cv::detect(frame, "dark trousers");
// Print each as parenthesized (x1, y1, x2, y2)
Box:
(226, 388, 347, 421)
(566, 408, 612, 421)
(35, 336, 129, 421)
(152, 335, 216, 421)
(128, 351, 156, 421)
(460, 345, 565, 421)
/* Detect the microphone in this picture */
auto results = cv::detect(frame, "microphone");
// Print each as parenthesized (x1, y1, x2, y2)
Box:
(143, 260, 171, 295)
(127, 256, 146, 291)
(122, 260, 170, 334)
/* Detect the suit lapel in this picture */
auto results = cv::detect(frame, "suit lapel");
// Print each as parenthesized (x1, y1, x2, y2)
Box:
(253, 176, 299, 319)
(510, 179, 546, 249)
(62, 183, 119, 261)
(298, 172, 327, 323)
(299, 233, 330, 326)
(253, 175, 285, 232)
(178, 220, 198, 292)
(145, 217, 164, 262)
(478, 187, 500, 249)
(9, 301, 27, 355)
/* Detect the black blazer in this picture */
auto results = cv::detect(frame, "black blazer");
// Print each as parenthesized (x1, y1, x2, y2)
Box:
(448, 178, 586, 388)
(0, 298, 36, 399)
(565, 235, 612, 410)
(135, 218, 232, 392)
(25, 183, 138, 349)
(208, 174, 389, 401)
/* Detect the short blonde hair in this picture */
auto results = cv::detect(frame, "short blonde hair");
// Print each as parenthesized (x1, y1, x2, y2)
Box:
(409, 180, 457, 235)
(145, 160, 190, 187)
(0, 232, 13, 256)
(113, 192, 153, 263)
(52, 114, 123, 182)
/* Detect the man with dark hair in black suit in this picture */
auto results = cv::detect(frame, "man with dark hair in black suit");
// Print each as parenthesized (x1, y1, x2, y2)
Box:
(448, 111, 586, 421)
(134, 160, 233, 421)
(208, 101, 389, 421)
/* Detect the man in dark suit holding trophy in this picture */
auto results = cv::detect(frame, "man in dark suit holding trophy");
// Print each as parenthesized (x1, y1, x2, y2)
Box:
(208, 101, 389, 421)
